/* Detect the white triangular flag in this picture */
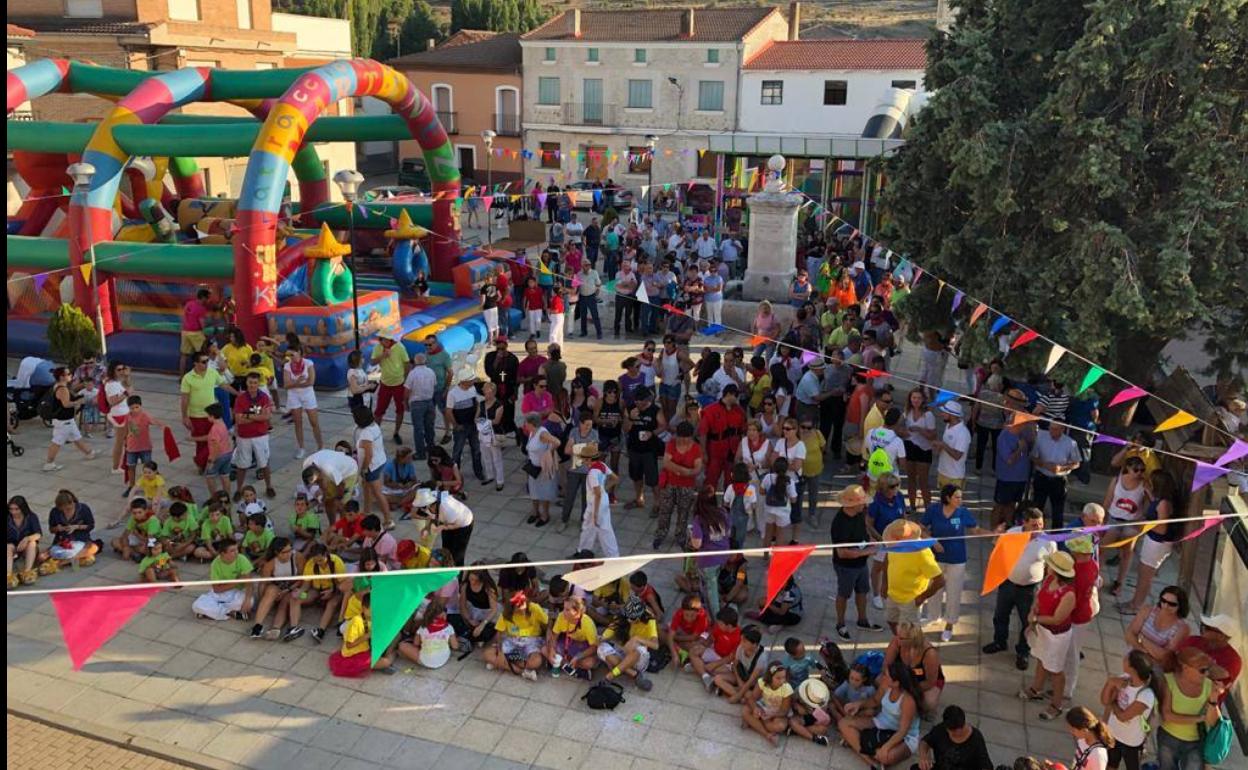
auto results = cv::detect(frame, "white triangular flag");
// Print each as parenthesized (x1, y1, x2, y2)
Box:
(1044, 344, 1067, 374)
(635, 279, 650, 305)
(563, 557, 653, 592)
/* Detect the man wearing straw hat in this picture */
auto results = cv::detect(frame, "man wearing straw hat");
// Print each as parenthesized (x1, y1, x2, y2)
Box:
(576, 443, 620, 558)
(830, 485, 885, 640)
(881, 518, 945, 632)
(445, 365, 486, 483)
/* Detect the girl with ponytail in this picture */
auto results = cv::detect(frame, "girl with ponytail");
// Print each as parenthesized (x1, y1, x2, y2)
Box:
(1065, 706, 1114, 770)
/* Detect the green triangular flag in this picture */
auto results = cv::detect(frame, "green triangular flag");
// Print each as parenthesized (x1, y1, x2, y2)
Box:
(1077, 365, 1106, 395)
(369, 568, 458, 666)
(604, 279, 617, 294)
(61, 186, 71, 196)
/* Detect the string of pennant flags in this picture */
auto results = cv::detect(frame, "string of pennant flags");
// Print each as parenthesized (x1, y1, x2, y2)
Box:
(11, 511, 1242, 670)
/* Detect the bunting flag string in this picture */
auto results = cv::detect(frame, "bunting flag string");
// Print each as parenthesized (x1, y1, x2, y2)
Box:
(564, 558, 653, 592)
(79, 263, 93, 283)
(989, 315, 1012, 336)
(981, 531, 1030, 596)
(1215, 439, 1248, 468)
(51, 586, 162, 670)
(1102, 522, 1159, 549)
(1154, 410, 1197, 433)
(1190, 462, 1232, 493)
(950, 290, 964, 314)
(764, 545, 816, 609)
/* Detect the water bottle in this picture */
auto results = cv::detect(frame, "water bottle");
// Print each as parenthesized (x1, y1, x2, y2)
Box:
(550, 653, 563, 678)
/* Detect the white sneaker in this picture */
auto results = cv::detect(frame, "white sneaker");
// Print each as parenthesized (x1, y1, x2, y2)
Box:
(111, 467, 125, 475)
(940, 628, 954, 643)
(83, 450, 98, 461)
(42, 462, 64, 472)
(521, 669, 538, 681)
(295, 447, 306, 460)
(871, 595, 884, 610)
(485, 663, 496, 671)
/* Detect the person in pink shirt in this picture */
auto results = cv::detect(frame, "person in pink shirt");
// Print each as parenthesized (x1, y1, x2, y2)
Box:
(180, 288, 213, 373)
(521, 376, 555, 421)
(122, 395, 168, 497)
(359, 514, 400, 570)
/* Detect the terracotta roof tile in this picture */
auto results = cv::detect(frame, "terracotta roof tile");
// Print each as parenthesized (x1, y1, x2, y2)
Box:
(7, 23, 36, 38)
(441, 29, 499, 48)
(744, 38, 927, 70)
(9, 18, 153, 36)
(388, 32, 521, 71)
(523, 7, 778, 42)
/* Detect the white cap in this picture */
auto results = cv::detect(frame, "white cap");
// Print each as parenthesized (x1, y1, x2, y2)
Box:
(941, 401, 964, 418)
(1200, 613, 1236, 638)
(851, 261, 865, 271)
(412, 488, 438, 509)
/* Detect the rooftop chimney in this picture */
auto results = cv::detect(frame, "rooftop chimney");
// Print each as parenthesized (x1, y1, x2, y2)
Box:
(681, 8, 695, 39)
(788, 2, 800, 41)
(571, 9, 582, 38)
(426, 38, 436, 51)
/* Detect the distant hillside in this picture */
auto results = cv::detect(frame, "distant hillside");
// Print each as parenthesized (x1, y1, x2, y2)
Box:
(426, 0, 937, 39)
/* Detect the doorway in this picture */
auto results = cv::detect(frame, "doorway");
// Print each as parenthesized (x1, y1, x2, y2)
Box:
(456, 145, 476, 182)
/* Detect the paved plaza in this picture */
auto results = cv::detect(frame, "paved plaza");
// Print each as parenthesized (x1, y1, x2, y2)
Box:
(6, 333, 1241, 770)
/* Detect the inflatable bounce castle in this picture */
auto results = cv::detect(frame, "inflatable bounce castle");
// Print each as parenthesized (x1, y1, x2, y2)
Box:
(6, 59, 520, 387)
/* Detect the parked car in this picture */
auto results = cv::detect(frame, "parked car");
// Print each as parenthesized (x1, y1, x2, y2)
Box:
(565, 181, 634, 211)
(364, 185, 425, 201)
(396, 157, 430, 189)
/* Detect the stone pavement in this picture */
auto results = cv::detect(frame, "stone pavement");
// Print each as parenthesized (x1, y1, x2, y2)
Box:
(7, 713, 192, 770)
(7, 333, 1243, 770)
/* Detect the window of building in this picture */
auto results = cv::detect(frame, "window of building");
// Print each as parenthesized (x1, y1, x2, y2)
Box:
(537, 77, 560, 106)
(760, 80, 783, 105)
(627, 79, 652, 109)
(168, 0, 201, 21)
(891, 79, 917, 90)
(707, 49, 719, 64)
(254, 62, 275, 70)
(696, 150, 719, 178)
(185, 59, 220, 69)
(65, 0, 102, 16)
(236, 0, 252, 29)
(539, 142, 560, 169)
(823, 80, 848, 105)
(587, 48, 599, 63)
(544, 47, 555, 62)
(628, 146, 652, 174)
(634, 49, 646, 64)
(697, 80, 724, 111)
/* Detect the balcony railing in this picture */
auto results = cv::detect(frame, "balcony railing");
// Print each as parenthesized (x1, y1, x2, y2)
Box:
(562, 102, 615, 127)
(494, 113, 521, 136)
(436, 110, 457, 134)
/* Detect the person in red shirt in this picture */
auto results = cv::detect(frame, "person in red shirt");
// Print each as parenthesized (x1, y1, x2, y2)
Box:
(689, 605, 743, 690)
(1062, 535, 1101, 702)
(233, 372, 276, 500)
(668, 594, 710, 667)
(653, 422, 704, 550)
(522, 275, 546, 337)
(495, 260, 513, 335)
(1177, 613, 1241, 704)
(699, 383, 748, 490)
(325, 500, 365, 558)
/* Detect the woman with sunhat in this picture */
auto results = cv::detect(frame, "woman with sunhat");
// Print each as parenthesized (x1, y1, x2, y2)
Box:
(788, 673, 834, 746)
(408, 487, 474, 568)
(1020, 550, 1078, 721)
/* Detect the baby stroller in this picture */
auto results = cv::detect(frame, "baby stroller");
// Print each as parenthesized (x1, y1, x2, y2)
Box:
(7, 356, 56, 429)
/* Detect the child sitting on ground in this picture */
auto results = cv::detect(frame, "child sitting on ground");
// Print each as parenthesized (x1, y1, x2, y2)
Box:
(717, 553, 750, 610)
(788, 678, 834, 747)
(832, 662, 877, 720)
(668, 594, 710, 670)
(712, 624, 768, 703)
(161, 502, 199, 560)
(599, 596, 660, 692)
(138, 538, 180, 584)
(194, 501, 234, 562)
(234, 486, 271, 530)
(113, 498, 160, 562)
(328, 593, 395, 678)
(781, 637, 825, 686)
(289, 494, 321, 554)
(741, 661, 793, 747)
(688, 605, 742, 691)
(241, 512, 274, 568)
(325, 500, 365, 557)
(397, 597, 459, 669)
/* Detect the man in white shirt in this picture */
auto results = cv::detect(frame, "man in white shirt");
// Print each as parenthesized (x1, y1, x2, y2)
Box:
(982, 507, 1055, 670)
(410, 487, 474, 568)
(864, 408, 907, 484)
(933, 401, 972, 488)
(444, 367, 486, 482)
(577, 444, 620, 558)
(302, 449, 359, 523)
(576, 262, 603, 339)
(666, 229, 685, 260)
(719, 237, 741, 277)
(613, 260, 639, 337)
(403, 352, 438, 460)
(695, 231, 716, 260)
(565, 213, 584, 248)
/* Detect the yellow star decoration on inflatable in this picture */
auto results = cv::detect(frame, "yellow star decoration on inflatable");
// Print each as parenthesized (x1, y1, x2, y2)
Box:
(305, 222, 352, 259)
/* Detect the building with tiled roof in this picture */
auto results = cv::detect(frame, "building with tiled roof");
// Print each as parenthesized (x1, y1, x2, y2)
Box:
(522, 6, 780, 42)
(743, 38, 927, 71)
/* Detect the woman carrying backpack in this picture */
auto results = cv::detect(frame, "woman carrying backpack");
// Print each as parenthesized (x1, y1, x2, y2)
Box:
(760, 457, 798, 549)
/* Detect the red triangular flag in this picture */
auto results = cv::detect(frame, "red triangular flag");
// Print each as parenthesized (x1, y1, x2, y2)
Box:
(1010, 329, 1040, 350)
(661, 304, 683, 315)
(51, 587, 162, 670)
(862, 368, 889, 379)
(163, 426, 181, 462)
(763, 544, 816, 609)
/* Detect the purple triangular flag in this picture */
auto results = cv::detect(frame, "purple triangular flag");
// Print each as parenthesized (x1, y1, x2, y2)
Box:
(1214, 439, 1248, 468)
(356, 204, 370, 218)
(1092, 434, 1127, 447)
(33, 273, 48, 292)
(950, 290, 964, 314)
(1191, 462, 1231, 493)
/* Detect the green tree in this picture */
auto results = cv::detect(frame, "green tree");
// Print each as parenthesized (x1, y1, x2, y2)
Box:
(881, 0, 1248, 384)
(372, 0, 441, 60)
(275, 0, 442, 59)
(47, 304, 100, 368)
(450, 0, 549, 33)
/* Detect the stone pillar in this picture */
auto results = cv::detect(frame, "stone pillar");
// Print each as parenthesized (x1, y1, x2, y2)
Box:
(743, 159, 802, 303)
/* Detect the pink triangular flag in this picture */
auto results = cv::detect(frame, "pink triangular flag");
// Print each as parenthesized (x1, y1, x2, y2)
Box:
(536, 192, 547, 209)
(1179, 514, 1224, 542)
(481, 195, 493, 212)
(1107, 386, 1149, 408)
(1214, 439, 1248, 468)
(51, 587, 162, 670)
(1191, 462, 1231, 494)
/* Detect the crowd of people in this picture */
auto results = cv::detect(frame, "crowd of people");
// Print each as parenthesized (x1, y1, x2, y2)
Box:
(7, 218, 1245, 770)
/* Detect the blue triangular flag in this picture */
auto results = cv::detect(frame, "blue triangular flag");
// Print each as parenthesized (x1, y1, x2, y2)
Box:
(702, 324, 725, 335)
(990, 315, 1012, 336)
(929, 389, 958, 407)
(884, 538, 938, 553)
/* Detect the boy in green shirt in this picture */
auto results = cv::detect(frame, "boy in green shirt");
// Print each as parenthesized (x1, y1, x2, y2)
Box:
(112, 498, 161, 562)
(138, 539, 180, 584)
(193, 541, 256, 621)
(162, 501, 199, 560)
(241, 512, 274, 567)
(194, 501, 235, 561)
(289, 494, 322, 553)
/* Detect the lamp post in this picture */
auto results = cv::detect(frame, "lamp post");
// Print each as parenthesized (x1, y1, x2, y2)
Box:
(333, 168, 365, 351)
(481, 129, 496, 247)
(645, 134, 658, 217)
(67, 161, 107, 358)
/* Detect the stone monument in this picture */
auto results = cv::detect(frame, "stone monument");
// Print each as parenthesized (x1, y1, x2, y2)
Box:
(743, 154, 803, 304)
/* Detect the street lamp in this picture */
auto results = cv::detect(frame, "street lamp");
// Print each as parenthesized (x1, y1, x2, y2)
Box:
(481, 129, 496, 247)
(67, 161, 107, 358)
(333, 168, 365, 351)
(645, 134, 658, 217)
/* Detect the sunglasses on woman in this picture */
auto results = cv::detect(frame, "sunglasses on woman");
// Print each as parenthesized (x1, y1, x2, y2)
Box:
(1158, 597, 1179, 608)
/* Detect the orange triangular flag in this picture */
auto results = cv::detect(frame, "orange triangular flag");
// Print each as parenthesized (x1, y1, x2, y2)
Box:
(982, 531, 1030, 596)
(968, 303, 989, 327)
(1154, 410, 1197, 433)
(1009, 411, 1040, 427)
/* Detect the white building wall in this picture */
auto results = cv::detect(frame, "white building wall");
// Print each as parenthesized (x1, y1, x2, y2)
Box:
(272, 12, 352, 57)
(738, 69, 927, 135)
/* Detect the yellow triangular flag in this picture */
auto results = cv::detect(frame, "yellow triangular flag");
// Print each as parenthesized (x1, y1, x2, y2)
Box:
(698, 149, 706, 158)
(539, 259, 553, 276)
(936, 279, 945, 300)
(1044, 344, 1066, 374)
(79, 263, 92, 283)
(1154, 410, 1197, 433)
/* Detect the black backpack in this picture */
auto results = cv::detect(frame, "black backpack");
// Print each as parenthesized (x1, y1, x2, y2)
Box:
(36, 386, 60, 422)
(646, 644, 672, 673)
(582, 680, 625, 710)
(764, 475, 788, 508)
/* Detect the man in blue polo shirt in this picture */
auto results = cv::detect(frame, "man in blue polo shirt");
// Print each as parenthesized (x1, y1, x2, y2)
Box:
(991, 388, 1036, 529)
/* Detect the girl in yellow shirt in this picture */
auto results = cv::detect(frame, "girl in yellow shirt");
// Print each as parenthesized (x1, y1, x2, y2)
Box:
(327, 593, 394, 677)
(484, 590, 549, 680)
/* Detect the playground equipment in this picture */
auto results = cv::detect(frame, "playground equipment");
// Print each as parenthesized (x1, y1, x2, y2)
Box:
(6, 58, 521, 386)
